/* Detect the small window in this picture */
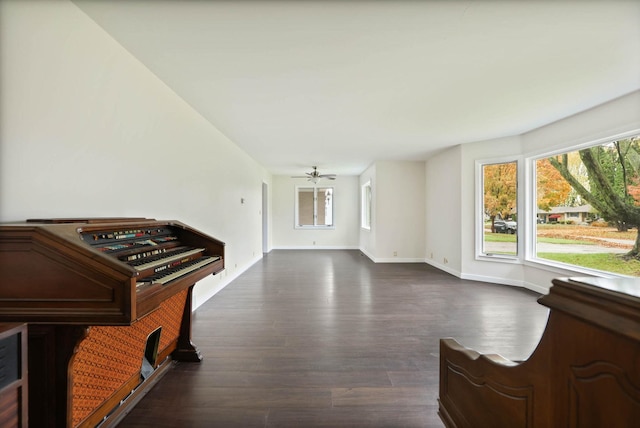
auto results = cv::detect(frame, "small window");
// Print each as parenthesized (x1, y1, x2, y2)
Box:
(361, 181, 371, 229)
(480, 161, 518, 257)
(295, 186, 334, 228)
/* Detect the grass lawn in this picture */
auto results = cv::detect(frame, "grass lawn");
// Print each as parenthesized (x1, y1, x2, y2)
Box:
(483, 224, 639, 276)
(538, 252, 640, 276)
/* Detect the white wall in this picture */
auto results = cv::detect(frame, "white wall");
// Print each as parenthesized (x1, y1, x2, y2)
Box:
(374, 161, 425, 262)
(271, 175, 360, 249)
(0, 0, 271, 308)
(358, 161, 426, 262)
(425, 146, 462, 274)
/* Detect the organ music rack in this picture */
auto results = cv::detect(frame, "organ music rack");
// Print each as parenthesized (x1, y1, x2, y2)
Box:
(0, 217, 225, 427)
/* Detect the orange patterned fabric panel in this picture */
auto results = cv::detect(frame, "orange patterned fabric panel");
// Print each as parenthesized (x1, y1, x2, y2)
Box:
(71, 289, 187, 427)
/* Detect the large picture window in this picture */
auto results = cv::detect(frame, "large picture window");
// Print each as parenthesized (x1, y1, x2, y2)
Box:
(295, 186, 334, 228)
(534, 135, 640, 276)
(479, 160, 518, 257)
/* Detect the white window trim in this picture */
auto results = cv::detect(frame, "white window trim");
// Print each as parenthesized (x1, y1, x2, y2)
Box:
(475, 156, 523, 263)
(475, 129, 640, 277)
(361, 180, 372, 230)
(524, 129, 640, 275)
(294, 185, 335, 230)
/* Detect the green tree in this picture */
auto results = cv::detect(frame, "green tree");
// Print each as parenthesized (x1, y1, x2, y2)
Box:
(549, 137, 640, 256)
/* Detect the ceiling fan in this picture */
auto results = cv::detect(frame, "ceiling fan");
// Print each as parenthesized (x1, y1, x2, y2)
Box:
(291, 166, 336, 184)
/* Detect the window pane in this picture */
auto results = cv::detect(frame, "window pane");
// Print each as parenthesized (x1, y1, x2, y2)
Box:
(482, 162, 517, 256)
(317, 187, 333, 226)
(296, 186, 334, 228)
(297, 188, 315, 226)
(535, 137, 640, 276)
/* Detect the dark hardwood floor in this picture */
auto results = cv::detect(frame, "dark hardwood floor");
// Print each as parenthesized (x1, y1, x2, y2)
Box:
(117, 250, 549, 427)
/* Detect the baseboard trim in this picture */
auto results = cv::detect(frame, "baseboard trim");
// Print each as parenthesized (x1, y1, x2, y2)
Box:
(426, 259, 548, 295)
(193, 253, 264, 310)
(522, 281, 550, 295)
(424, 259, 461, 277)
(360, 248, 426, 263)
(360, 248, 375, 262)
(460, 272, 524, 288)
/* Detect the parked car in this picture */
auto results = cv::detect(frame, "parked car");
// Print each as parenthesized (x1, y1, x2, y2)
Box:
(493, 220, 517, 234)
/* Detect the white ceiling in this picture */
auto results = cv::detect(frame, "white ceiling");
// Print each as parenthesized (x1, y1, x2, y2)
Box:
(73, 0, 640, 177)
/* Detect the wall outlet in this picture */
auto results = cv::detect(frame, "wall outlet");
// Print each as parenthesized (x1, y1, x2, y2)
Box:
(313, 241, 316, 245)
(393, 251, 397, 257)
(430, 252, 433, 259)
(444, 258, 448, 264)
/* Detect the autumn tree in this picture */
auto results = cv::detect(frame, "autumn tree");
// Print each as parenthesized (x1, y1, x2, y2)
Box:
(484, 162, 517, 232)
(549, 137, 640, 257)
(536, 158, 572, 211)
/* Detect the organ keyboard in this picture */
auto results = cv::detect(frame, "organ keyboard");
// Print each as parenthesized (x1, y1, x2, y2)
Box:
(0, 217, 225, 427)
(142, 255, 219, 285)
(0, 217, 225, 324)
(79, 223, 223, 291)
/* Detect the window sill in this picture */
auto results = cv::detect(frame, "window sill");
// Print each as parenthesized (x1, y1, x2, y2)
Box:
(524, 257, 626, 278)
(476, 253, 521, 264)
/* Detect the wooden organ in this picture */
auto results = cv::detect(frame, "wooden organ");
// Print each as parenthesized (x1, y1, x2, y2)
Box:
(439, 277, 640, 427)
(0, 218, 225, 427)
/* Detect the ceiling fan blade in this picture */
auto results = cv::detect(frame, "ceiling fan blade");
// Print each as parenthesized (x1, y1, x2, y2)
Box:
(292, 167, 337, 180)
